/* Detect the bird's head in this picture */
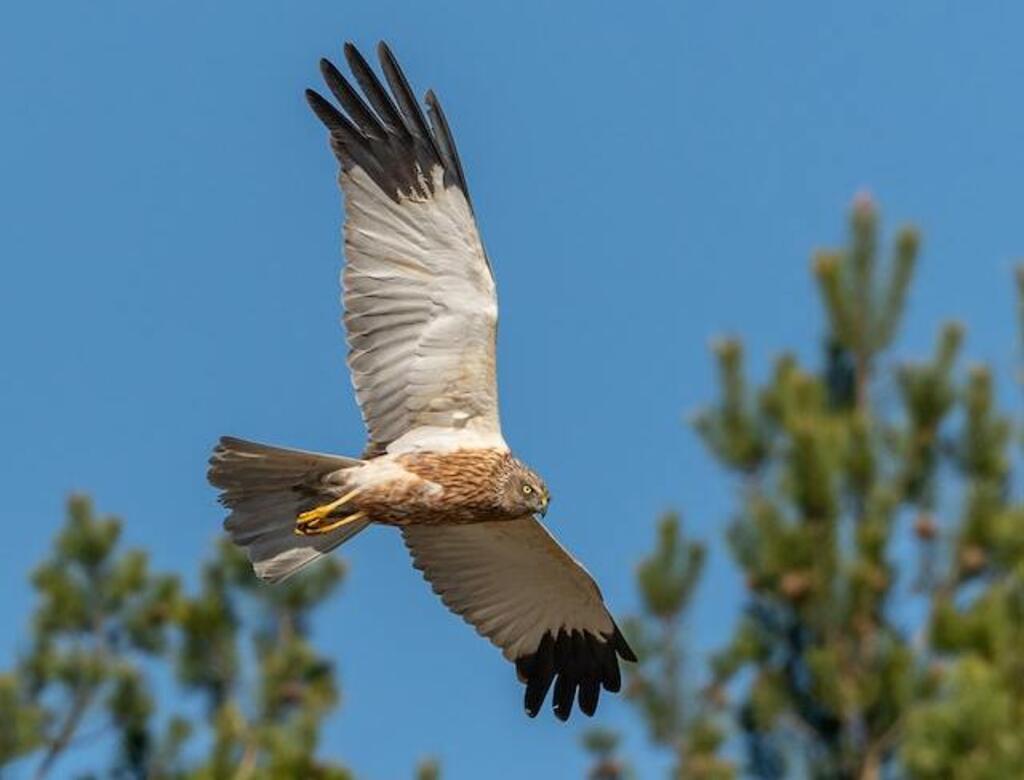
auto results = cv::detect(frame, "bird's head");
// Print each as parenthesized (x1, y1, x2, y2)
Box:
(500, 458, 550, 518)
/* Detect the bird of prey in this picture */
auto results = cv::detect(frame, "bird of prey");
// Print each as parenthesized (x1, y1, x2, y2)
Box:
(207, 41, 636, 721)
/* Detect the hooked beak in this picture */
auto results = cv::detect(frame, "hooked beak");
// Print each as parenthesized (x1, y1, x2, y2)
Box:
(540, 495, 549, 518)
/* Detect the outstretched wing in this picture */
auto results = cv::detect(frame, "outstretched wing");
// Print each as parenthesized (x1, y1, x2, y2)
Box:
(401, 517, 637, 721)
(306, 42, 502, 457)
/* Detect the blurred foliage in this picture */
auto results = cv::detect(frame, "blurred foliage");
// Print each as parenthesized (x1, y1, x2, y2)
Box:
(580, 726, 633, 780)
(0, 496, 358, 778)
(584, 514, 735, 779)
(593, 196, 1024, 779)
(174, 539, 352, 779)
(0, 495, 182, 778)
(414, 757, 442, 780)
(690, 196, 1024, 778)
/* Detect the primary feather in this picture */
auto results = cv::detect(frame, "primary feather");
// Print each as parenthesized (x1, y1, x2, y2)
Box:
(307, 42, 502, 458)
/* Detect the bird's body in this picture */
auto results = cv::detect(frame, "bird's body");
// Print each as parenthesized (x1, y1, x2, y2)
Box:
(298, 447, 544, 528)
(208, 40, 635, 721)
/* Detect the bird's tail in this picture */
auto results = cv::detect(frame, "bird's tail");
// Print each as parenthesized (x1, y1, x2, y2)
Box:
(208, 436, 370, 583)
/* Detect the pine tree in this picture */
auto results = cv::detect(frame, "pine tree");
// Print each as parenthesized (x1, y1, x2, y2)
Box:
(692, 195, 1024, 778)
(898, 290, 1024, 774)
(0, 495, 353, 779)
(587, 513, 733, 779)
(173, 540, 352, 779)
(0, 495, 181, 778)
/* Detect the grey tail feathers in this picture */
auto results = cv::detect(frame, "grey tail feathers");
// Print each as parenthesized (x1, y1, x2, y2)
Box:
(208, 436, 369, 583)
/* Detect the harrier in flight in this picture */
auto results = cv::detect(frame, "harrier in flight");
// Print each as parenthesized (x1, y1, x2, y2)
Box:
(208, 41, 635, 721)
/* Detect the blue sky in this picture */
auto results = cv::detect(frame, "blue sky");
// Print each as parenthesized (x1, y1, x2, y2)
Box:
(2, 2, 1023, 777)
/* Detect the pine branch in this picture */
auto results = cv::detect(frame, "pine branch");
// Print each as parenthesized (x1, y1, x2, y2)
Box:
(873, 227, 918, 350)
(33, 681, 98, 780)
(34, 609, 110, 780)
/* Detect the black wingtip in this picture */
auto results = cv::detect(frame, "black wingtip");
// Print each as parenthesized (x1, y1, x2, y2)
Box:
(306, 88, 362, 144)
(613, 626, 638, 663)
(343, 40, 373, 76)
(309, 40, 472, 206)
(552, 670, 576, 721)
(515, 628, 630, 721)
(305, 88, 334, 123)
(578, 679, 600, 717)
(520, 634, 556, 718)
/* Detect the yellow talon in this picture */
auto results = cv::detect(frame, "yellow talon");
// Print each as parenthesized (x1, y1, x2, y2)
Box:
(297, 491, 354, 523)
(298, 511, 367, 536)
(295, 488, 363, 536)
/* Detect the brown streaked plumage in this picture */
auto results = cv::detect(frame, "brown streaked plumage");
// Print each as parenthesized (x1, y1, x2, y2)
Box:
(349, 448, 544, 526)
(207, 41, 635, 721)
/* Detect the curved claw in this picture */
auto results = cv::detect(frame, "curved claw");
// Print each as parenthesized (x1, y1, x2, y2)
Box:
(296, 510, 367, 536)
(294, 488, 364, 536)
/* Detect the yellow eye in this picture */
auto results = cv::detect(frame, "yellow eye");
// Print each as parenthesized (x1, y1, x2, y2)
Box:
(522, 485, 533, 495)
